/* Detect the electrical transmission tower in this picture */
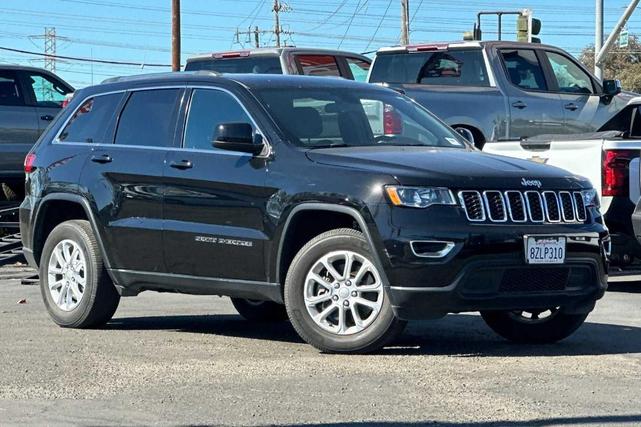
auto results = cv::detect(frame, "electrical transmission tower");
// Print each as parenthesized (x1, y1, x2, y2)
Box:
(44, 27, 57, 74)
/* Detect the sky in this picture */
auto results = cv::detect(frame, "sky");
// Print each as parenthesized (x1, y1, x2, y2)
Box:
(0, 0, 640, 88)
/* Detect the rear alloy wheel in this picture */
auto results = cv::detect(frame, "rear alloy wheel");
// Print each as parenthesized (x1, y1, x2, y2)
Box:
(285, 228, 406, 353)
(230, 298, 288, 322)
(481, 308, 589, 344)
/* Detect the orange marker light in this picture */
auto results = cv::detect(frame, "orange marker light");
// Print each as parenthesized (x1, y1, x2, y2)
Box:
(386, 187, 402, 206)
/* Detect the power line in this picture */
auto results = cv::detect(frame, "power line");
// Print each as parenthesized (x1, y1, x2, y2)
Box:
(0, 46, 171, 67)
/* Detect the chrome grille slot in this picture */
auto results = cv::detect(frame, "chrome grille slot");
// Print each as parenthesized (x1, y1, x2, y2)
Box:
(505, 191, 526, 222)
(542, 191, 561, 222)
(525, 191, 544, 222)
(458, 191, 485, 221)
(573, 192, 587, 221)
(559, 191, 576, 222)
(483, 191, 507, 222)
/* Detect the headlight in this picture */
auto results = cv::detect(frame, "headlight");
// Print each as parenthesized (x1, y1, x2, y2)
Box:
(581, 188, 600, 208)
(385, 186, 456, 208)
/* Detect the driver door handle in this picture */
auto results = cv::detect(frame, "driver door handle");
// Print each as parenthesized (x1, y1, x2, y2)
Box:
(512, 101, 527, 110)
(564, 103, 579, 111)
(90, 154, 112, 164)
(170, 160, 193, 170)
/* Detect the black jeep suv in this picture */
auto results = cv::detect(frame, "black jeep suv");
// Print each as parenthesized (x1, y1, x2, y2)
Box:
(20, 72, 609, 353)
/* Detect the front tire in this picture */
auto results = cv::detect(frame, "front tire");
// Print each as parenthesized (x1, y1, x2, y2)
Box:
(481, 308, 588, 344)
(230, 298, 288, 322)
(284, 228, 406, 353)
(40, 220, 120, 328)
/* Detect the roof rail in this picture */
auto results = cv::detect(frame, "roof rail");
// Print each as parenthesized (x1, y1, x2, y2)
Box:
(101, 70, 221, 84)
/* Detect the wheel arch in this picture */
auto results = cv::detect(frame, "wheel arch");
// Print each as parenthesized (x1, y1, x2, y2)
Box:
(32, 193, 112, 270)
(275, 203, 390, 289)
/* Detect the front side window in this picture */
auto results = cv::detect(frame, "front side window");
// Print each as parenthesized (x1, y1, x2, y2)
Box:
(369, 49, 489, 86)
(546, 52, 594, 94)
(254, 87, 468, 149)
(26, 73, 71, 107)
(500, 49, 547, 91)
(58, 93, 124, 143)
(184, 89, 253, 151)
(115, 89, 181, 147)
(0, 71, 23, 106)
(345, 57, 371, 82)
(296, 55, 341, 77)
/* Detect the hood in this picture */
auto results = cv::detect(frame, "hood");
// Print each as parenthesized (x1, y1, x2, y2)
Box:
(306, 146, 590, 190)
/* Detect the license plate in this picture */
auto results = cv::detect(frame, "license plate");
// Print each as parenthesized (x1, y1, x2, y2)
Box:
(525, 236, 566, 264)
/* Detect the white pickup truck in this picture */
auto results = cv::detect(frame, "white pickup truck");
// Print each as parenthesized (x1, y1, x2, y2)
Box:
(483, 100, 641, 267)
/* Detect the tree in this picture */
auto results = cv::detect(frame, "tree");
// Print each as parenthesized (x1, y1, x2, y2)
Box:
(579, 34, 641, 93)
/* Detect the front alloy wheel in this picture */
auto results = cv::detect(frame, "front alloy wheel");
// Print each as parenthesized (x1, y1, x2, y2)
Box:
(285, 228, 406, 353)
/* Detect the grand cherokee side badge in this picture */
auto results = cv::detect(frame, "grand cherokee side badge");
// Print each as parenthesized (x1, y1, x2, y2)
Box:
(521, 178, 542, 188)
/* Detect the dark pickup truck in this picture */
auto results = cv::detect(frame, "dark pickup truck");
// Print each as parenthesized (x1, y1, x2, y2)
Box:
(368, 41, 632, 147)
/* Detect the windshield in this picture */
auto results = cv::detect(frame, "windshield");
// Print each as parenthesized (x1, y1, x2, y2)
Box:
(185, 56, 283, 74)
(253, 87, 469, 149)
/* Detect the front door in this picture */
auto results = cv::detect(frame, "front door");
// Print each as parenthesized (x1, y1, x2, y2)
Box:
(499, 48, 565, 139)
(163, 88, 272, 281)
(20, 70, 72, 134)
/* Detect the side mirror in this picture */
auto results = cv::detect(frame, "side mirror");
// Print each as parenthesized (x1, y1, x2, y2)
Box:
(213, 123, 264, 155)
(454, 127, 475, 144)
(603, 79, 622, 97)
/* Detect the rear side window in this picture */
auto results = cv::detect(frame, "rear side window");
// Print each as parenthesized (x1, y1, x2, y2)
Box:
(185, 57, 283, 74)
(184, 89, 253, 151)
(115, 89, 181, 147)
(0, 71, 24, 106)
(296, 55, 340, 77)
(345, 57, 371, 82)
(58, 93, 124, 143)
(369, 49, 489, 86)
(500, 49, 548, 91)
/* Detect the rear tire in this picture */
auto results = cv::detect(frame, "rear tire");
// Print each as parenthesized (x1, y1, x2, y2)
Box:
(481, 308, 588, 344)
(40, 220, 120, 328)
(284, 228, 406, 353)
(230, 298, 288, 322)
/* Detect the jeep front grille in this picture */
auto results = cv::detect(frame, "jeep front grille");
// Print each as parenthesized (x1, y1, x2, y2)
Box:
(459, 190, 587, 224)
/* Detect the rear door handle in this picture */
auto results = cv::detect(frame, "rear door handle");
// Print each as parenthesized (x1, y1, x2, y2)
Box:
(40, 115, 54, 121)
(90, 154, 112, 164)
(564, 103, 579, 111)
(512, 101, 527, 109)
(170, 160, 193, 170)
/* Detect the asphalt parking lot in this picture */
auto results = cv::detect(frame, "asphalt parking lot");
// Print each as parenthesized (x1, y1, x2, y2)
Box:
(1, 264, 641, 426)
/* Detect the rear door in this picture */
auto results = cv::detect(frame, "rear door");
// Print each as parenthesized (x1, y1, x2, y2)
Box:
(498, 48, 565, 139)
(81, 87, 184, 273)
(542, 50, 601, 134)
(0, 69, 39, 178)
(163, 87, 271, 281)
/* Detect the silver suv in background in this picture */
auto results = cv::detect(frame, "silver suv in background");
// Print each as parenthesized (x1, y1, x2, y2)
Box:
(185, 47, 371, 81)
(368, 41, 634, 147)
(0, 66, 73, 201)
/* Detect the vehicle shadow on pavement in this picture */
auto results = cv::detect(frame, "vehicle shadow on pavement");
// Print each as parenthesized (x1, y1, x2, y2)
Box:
(279, 414, 641, 426)
(607, 282, 641, 293)
(107, 312, 641, 357)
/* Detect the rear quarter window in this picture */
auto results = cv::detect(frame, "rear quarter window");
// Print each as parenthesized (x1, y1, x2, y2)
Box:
(370, 49, 489, 87)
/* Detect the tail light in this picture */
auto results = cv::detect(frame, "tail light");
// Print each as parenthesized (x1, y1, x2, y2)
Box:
(602, 149, 637, 197)
(61, 92, 74, 108)
(383, 104, 402, 135)
(24, 153, 36, 173)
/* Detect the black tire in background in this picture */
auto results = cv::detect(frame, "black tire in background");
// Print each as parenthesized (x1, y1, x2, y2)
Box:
(40, 220, 120, 328)
(284, 228, 406, 354)
(230, 298, 288, 322)
(481, 309, 588, 344)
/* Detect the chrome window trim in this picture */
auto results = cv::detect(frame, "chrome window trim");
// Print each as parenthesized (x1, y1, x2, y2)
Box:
(542, 191, 561, 223)
(410, 240, 456, 258)
(458, 190, 486, 222)
(558, 191, 576, 222)
(504, 190, 527, 222)
(482, 190, 507, 222)
(524, 191, 544, 223)
(51, 84, 273, 159)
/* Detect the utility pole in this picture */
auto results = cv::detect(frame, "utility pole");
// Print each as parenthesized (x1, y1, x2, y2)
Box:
(254, 26, 260, 48)
(400, 0, 410, 46)
(273, 0, 282, 47)
(44, 27, 56, 74)
(171, 0, 181, 72)
(595, 0, 603, 80)
(235, 26, 262, 48)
